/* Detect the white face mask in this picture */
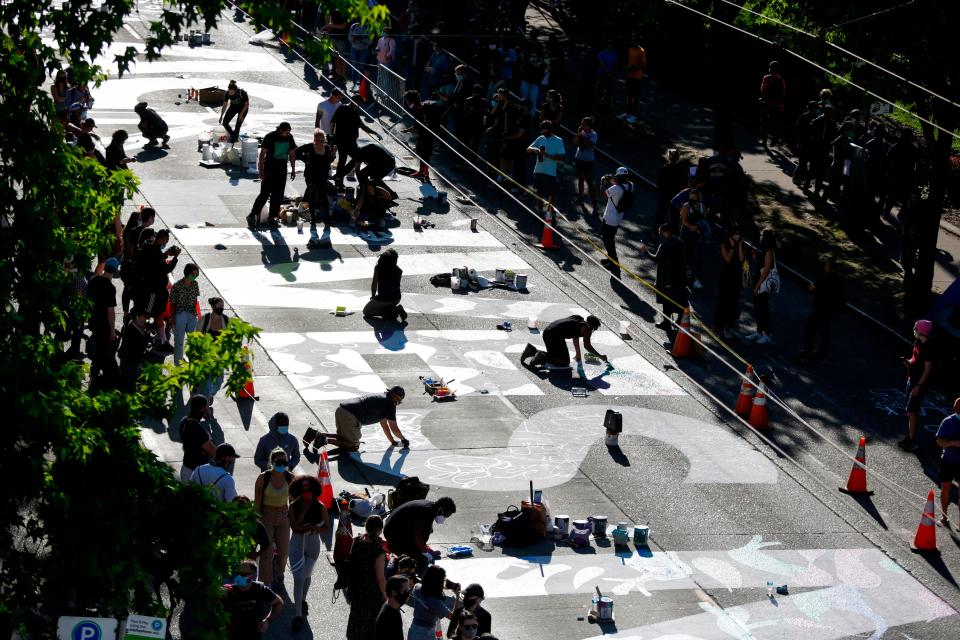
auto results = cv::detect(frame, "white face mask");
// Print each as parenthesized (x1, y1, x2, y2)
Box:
(434, 515, 445, 525)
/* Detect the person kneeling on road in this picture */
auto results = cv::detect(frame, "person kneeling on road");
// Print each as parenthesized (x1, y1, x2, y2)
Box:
(315, 386, 409, 452)
(520, 314, 607, 372)
(384, 496, 456, 575)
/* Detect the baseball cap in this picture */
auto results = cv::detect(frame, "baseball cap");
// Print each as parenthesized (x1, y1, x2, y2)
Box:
(387, 385, 405, 401)
(103, 257, 121, 273)
(278, 122, 292, 132)
(615, 167, 629, 176)
(83, 118, 96, 128)
(215, 443, 239, 458)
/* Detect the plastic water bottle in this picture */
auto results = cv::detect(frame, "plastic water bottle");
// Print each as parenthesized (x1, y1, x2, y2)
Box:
(766, 580, 774, 598)
(528, 316, 538, 330)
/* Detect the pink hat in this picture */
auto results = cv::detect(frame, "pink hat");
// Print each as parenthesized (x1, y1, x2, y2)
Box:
(914, 319, 933, 337)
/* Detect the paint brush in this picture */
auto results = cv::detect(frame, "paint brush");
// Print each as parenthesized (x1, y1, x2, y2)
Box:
(595, 586, 603, 599)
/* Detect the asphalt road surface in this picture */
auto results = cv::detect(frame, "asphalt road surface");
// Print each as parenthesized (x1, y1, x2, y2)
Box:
(91, 7, 960, 639)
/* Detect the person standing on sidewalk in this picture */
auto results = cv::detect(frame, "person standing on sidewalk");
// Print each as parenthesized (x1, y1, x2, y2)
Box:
(572, 117, 598, 212)
(87, 257, 120, 389)
(678, 188, 708, 290)
(640, 225, 687, 332)
(179, 394, 215, 482)
(599, 167, 634, 271)
(712, 226, 743, 339)
(759, 61, 786, 145)
(315, 88, 343, 136)
(376, 575, 411, 640)
(624, 42, 646, 118)
(219, 80, 249, 144)
(656, 149, 690, 233)
(254, 412, 302, 472)
(169, 262, 200, 365)
(899, 319, 935, 452)
(254, 447, 294, 591)
(527, 120, 566, 215)
(745, 227, 779, 345)
(288, 475, 329, 631)
(595, 42, 617, 105)
(935, 398, 960, 530)
(792, 101, 819, 189)
(799, 255, 846, 362)
(248, 122, 296, 230)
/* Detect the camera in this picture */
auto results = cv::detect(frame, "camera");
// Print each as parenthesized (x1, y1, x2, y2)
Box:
(444, 579, 460, 591)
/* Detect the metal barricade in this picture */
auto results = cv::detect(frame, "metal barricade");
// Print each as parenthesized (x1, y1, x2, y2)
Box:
(373, 63, 407, 123)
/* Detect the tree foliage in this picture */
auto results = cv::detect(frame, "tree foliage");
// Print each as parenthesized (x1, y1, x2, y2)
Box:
(0, 1, 384, 637)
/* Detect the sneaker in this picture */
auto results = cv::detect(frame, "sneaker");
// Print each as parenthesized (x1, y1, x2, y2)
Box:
(897, 437, 919, 452)
(246, 213, 257, 230)
(400, 438, 410, 449)
(692, 279, 704, 290)
(520, 343, 537, 363)
(396, 304, 407, 321)
(161, 135, 171, 149)
(756, 334, 773, 345)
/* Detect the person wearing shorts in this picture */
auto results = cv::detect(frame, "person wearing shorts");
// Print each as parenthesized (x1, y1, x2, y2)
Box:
(573, 117, 598, 211)
(936, 398, 960, 530)
(899, 319, 934, 451)
(315, 386, 408, 452)
(526, 120, 565, 214)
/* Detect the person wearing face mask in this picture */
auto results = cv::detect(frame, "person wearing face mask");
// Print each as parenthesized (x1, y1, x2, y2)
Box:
(254, 412, 302, 472)
(222, 560, 282, 640)
(447, 584, 490, 638)
(190, 443, 239, 502)
(248, 122, 297, 230)
(179, 394, 215, 482)
(197, 297, 231, 412)
(315, 386, 408, 453)
(254, 447, 293, 590)
(347, 515, 388, 640)
(407, 565, 460, 640)
(376, 574, 412, 640)
(169, 263, 200, 365)
(288, 476, 329, 631)
(117, 308, 152, 391)
(899, 319, 935, 452)
(384, 496, 456, 574)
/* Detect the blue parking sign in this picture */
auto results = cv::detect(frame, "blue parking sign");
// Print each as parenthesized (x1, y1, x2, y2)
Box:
(72, 621, 101, 640)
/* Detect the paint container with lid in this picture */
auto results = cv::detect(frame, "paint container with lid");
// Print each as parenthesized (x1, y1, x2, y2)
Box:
(533, 490, 542, 504)
(514, 273, 528, 289)
(572, 518, 589, 533)
(595, 597, 614, 621)
(202, 32, 211, 45)
(589, 516, 607, 537)
(633, 525, 649, 546)
(554, 515, 570, 537)
(495, 267, 506, 283)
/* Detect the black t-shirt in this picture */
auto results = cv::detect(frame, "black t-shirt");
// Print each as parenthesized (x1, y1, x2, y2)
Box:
(353, 142, 395, 172)
(86, 275, 116, 335)
(104, 142, 126, 171)
(295, 143, 335, 183)
(136, 243, 176, 291)
(383, 498, 435, 547)
(331, 106, 362, 145)
(340, 393, 397, 425)
(544, 315, 587, 341)
(227, 89, 249, 108)
(261, 131, 296, 169)
(375, 603, 404, 640)
(225, 582, 277, 640)
(119, 320, 150, 366)
(374, 264, 402, 302)
(180, 416, 212, 470)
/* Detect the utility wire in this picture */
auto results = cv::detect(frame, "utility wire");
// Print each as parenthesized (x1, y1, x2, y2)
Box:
(831, 0, 917, 29)
(662, 0, 959, 140)
(715, 0, 960, 113)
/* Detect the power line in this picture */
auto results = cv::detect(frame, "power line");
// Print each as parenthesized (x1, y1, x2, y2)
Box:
(662, 0, 959, 141)
(714, 0, 960, 113)
(831, 0, 917, 29)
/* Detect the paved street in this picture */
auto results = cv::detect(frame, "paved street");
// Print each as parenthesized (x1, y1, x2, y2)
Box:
(97, 8, 960, 640)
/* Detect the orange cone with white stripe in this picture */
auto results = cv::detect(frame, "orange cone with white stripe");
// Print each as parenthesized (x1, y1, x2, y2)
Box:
(235, 345, 258, 400)
(671, 307, 694, 358)
(734, 364, 756, 417)
(317, 447, 335, 509)
(538, 207, 559, 249)
(839, 436, 874, 495)
(911, 490, 939, 553)
(748, 382, 770, 430)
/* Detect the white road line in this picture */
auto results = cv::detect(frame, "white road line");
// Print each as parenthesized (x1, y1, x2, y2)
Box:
(172, 226, 506, 249)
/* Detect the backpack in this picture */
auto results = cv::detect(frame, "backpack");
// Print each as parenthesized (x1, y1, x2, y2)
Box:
(429, 273, 452, 287)
(614, 182, 634, 213)
(387, 476, 430, 510)
(200, 312, 230, 334)
(489, 505, 542, 547)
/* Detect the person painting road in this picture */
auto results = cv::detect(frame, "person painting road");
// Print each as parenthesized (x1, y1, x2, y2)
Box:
(315, 386, 409, 452)
(219, 80, 249, 144)
(383, 496, 456, 575)
(520, 315, 607, 376)
(899, 319, 935, 452)
(935, 398, 960, 531)
(247, 122, 296, 230)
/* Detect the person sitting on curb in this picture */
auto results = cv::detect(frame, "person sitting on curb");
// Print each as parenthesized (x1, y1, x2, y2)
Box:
(315, 386, 409, 452)
(520, 314, 606, 375)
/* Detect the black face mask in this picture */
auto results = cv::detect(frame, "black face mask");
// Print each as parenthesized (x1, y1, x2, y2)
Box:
(395, 591, 410, 606)
(212, 308, 224, 315)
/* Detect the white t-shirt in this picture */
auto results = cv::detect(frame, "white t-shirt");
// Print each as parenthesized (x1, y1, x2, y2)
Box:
(376, 36, 396, 64)
(603, 182, 631, 227)
(316, 99, 341, 136)
(190, 463, 238, 502)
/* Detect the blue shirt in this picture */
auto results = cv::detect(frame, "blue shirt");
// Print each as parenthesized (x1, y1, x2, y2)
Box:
(409, 583, 452, 627)
(574, 129, 597, 162)
(530, 134, 565, 177)
(936, 414, 960, 464)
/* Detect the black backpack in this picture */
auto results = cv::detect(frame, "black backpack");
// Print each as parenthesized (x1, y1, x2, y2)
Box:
(489, 505, 539, 547)
(388, 476, 430, 509)
(614, 182, 634, 213)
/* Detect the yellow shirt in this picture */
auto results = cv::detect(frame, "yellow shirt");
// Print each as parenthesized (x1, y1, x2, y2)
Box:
(262, 476, 289, 508)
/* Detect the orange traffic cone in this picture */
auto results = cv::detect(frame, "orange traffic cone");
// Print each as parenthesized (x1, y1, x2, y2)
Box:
(734, 364, 756, 417)
(195, 299, 201, 319)
(839, 436, 874, 495)
(317, 447, 335, 509)
(538, 207, 559, 249)
(671, 307, 694, 357)
(911, 490, 939, 553)
(748, 382, 770, 430)
(235, 345, 259, 400)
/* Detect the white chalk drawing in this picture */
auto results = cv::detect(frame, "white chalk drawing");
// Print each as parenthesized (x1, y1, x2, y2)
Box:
(260, 330, 683, 400)
(437, 546, 955, 640)
(869, 387, 952, 434)
(351, 405, 776, 490)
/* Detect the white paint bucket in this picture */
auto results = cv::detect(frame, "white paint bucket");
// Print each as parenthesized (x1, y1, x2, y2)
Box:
(241, 139, 259, 171)
(201, 144, 215, 162)
(554, 515, 570, 536)
(451, 276, 460, 290)
(572, 519, 589, 532)
(495, 268, 506, 282)
(514, 273, 528, 289)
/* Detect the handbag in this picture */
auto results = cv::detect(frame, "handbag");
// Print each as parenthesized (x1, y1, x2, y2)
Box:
(758, 266, 781, 295)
